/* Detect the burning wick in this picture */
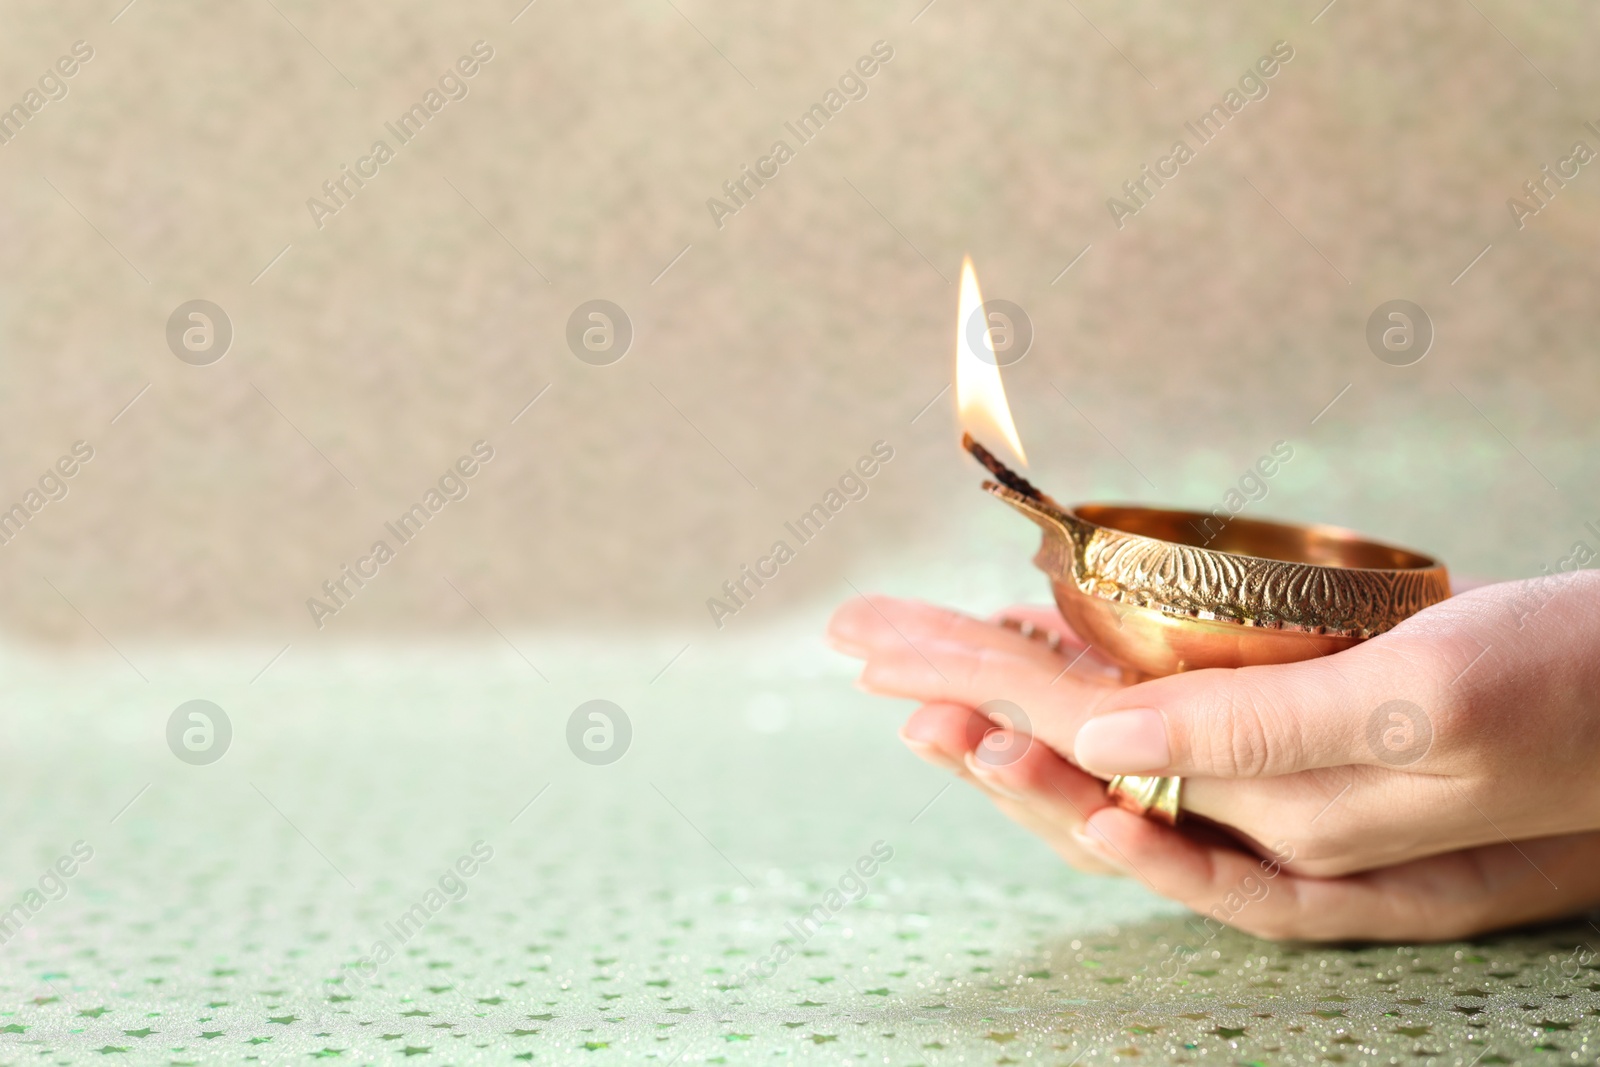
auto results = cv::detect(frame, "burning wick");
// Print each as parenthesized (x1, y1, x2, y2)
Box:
(962, 433, 1047, 502)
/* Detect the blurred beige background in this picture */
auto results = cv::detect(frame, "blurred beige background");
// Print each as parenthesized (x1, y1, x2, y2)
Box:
(1, 0, 1597, 645)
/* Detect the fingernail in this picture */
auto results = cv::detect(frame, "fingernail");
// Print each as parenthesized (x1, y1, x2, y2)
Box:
(1070, 824, 1128, 871)
(963, 751, 1026, 802)
(1074, 708, 1170, 774)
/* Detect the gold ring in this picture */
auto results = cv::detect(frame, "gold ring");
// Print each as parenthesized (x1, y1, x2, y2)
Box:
(1107, 774, 1183, 825)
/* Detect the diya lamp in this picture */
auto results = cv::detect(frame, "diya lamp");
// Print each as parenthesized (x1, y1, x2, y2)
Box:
(953, 257, 1451, 824)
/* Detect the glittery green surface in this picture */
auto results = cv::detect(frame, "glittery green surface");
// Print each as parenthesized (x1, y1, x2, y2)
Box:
(1, 643, 1595, 1065)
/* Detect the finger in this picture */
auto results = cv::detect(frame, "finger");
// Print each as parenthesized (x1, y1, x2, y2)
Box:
(831, 596, 1072, 661)
(901, 704, 1122, 874)
(835, 598, 1125, 751)
(898, 701, 991, 778)
(1071, 806, 1379, 941)
(902, 703, 1107, 817)
(862, 639, 1123, 760)
(964, 724, 1111, 821)
(832, 595, 1124, 679)
(1076, 809, 1600, 942)
(1071, 632, 1458, 780)
(860, 632, 1125, 695)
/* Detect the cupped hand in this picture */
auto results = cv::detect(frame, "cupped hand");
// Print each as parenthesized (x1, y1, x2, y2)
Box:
(888, 695, 1600, 940)
(827, 571, 1600, 877)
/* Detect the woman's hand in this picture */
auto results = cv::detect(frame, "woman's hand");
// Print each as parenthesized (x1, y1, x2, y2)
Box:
(827, 571, 1600, 878)
(896, 694, 1600, 940)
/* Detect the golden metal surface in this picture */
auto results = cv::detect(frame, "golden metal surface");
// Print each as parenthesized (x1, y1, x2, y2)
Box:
(985, 489, 1450, 675)
(965, 434, 1451, 823)
(1106, 773, 1182, 825)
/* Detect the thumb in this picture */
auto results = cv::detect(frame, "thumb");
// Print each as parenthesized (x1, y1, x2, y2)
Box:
(1072, 637, 1446, 779)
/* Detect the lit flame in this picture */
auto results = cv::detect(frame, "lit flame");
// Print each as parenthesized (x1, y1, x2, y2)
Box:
(955, 256, 1027, 465)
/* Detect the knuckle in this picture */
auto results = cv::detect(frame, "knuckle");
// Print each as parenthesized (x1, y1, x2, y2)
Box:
(1188, 677, 1289, 777)
(1224, 706, 1275, 777)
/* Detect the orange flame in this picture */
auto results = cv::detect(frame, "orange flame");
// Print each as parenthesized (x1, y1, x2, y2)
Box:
(955, 256, 1027, 465)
